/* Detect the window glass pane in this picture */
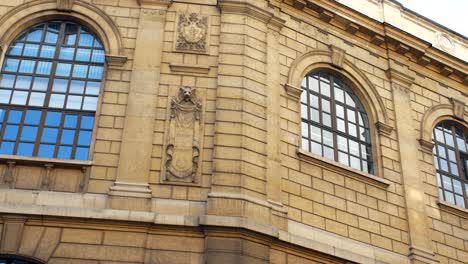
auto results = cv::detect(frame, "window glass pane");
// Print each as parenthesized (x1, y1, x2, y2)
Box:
(41, 128, 58, 143)
(302, 138, 310, 152)
(78, 130, 92, 145)
(453, 180, 462, 195)
(17, 142, 34, 156)
(0, 74, 15, 88)
(15, 76, 32, 89)
(348, 123, 357, 138)
(308, 76, 319, 92)
(9, 43, 24, 56)
(61, 129, 75, 144)
(455, 195, 465, 208)
(345, 92, 356, 107)
(0, 90, 10, 104)
(457, 137, 466, 152)
(36, 61, 52, 75)
(45, 112, 62, 126)
(301, 122, 309, 137)
(301, 104, 308, 119)
(70, 80, 85, 94)
(450, 163, 459, 176)
(79, 29, 94, 47)
(19, 60, 36, 73)
(66, 95, 82, 109)
(337, 118, 346, 133)
(334, 87, 344, 103)
(338, 152, 349, 166)
(336, 104, 344, 118)
(311, 125, 321, 142)
(86, 81, 100, 95)
(0, 142, 15, 154)
(4, 58, 20, 72)
(322, 99, 330, 113)
(437, 145, 446, 158)
(337, 136, 347, 152)
(32, 77, 49, 91)
(311, 109, 319, 122)
(81, 116, 94, 129)
(45, 23, 60, 43)
(20, 126, 38, 141)
(442, 175, 452, 191)
(59, 47, 75, 60)
(40, 45, 56, 58)
(73, 64, 88, 78)
(8, 110, 22, 123)
(88, 66, 103, 79)
(4, 125, 19, 140)
(445, 133, 454, 147)
(347, 109, 356, 123)
(350, 156, 360, 170)
(27, 26, 44, 42)
(75, 147, 89, 160)
(324, 146, 334, 160)
(311, 142, 322, 156)
(444, 191, 454, 204)
(23, 44, 39, 57)
(349, 140, 359, 156)
(11, 91, 28, 105)
(64, 23, 78, 45)
(58, 146, 72, 159)
(322, 113, 331, 127)
(447, 149, 456, 162)
(49, 94, 65, 108)
(38, 144, 55, 158)
(435, 129, 444, 143)
(323, 130, 333, 147)
(24, 110, 41, 125)
(64, 115, 77, 128)
(91, 49, 105, 63)
(56, 63, 72, 76)
(76, 48, 91, 62)
(28, 92, 45, 106)
(320, 81, 330, 97)
(310, 94, 319, 108)
(52, 79, 68, 92)
(440, 159, 448, 172)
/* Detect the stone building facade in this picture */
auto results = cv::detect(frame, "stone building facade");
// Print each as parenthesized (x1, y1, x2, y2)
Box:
(0, 0, 466, 263)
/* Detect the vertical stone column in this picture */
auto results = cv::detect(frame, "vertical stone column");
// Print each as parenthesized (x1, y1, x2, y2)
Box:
(387, 69, 438, 264)
(109, 2, 169, 210)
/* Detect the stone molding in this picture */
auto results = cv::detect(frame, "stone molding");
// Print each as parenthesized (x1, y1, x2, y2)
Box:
(0, 215, 27, 253)
(137, 0, 171, 8)
(0, 0, 126, 58)
(208, 192, 287, 214)
(437, 200, 468, 219)
(105, 54, 128, 67)
(218, 0, 285, 28)
(297, 148, 390, 189)
(450, 98, 465, 120)
(386, 68, 415, 88)
(376, 121, 393, 136)
(108, 181, 152, 198)
(56, 0, 74, 11)
(408, 245, 439, 264)
(330, 45, 346, 68)
(283, 83, 303, 100)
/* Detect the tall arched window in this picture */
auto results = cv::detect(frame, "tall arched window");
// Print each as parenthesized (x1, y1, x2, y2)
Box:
(0, 21, 105, 160)
(433, 121, 467, 208)
(300, 71, 373, 173)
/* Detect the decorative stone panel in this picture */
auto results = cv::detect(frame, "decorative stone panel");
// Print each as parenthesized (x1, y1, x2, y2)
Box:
(175, 13, 209, 53)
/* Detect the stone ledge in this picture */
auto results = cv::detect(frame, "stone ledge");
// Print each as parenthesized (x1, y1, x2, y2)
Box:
(437, 199, 468, 219)
(0, 154, 92, 168)
(169, 63, 210, 74)
(208, 192, 288, 213)
(297, 148, 391, 189)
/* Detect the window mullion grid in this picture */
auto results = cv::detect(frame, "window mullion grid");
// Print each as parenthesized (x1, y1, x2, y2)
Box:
(12, 107, 29, 155)
(329, 76, 339, 163)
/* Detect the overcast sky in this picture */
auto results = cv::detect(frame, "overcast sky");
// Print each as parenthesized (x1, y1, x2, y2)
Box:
(396, 0, 468, 37)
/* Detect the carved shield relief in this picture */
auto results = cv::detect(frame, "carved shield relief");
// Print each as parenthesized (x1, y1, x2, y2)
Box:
(161, 87, 204, 184)
(175, 13, 209, 53)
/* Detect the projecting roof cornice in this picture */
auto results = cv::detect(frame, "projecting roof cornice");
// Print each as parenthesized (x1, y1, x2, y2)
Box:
(275, 0, 468, 86)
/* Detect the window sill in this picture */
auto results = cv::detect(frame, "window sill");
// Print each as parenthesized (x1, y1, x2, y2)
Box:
(0, 154, 92, 168)
(297, 148, 390, 189)
(437, 200, 468, 219)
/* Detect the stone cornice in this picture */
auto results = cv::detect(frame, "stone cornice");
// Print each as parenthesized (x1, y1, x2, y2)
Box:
(278, 0, 468, 85)
(218, 0, 285, 29)
(386, 69, 415, 88)
(137, 0, 171, 8)
(283, 83, 303, 100)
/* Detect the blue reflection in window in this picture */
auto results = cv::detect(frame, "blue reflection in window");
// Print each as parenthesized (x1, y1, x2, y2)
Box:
(52, 79, 68, 92)
(40, 45, 56, 58)
(58, 146, 72, 159)
(81, 116, 94, 129)
(76, 48, 91, 62)
(41, 128, 58, 143)
(32, 77, 49, 91)
(24, 110, 41, 124)
(88, 66, 103, 79)
(45, 112, 62, 126)
(21, 126, 38, 141)
(73, 64, 88, 78)
(85, 82, 100, 95)
(23, 44, 40, 57)
(66, 95, 82, 109)
(0, 142, 14, 154)
(36, 61, 52, 75)
(9, 43, 24, 56)
(64, 115, 77, 128)
(59, 47, 75, 60)
(49, 94, 65, 108)
(0, 74, 15, 88)
(38, 144, 55, 158)
(17, 142, 34, 156)
(29, 92, 46, 107)
(15, 76, 32, 89)
(45, 22, 60, 43)
(8, 110, 22, 123)
(64, 24, 78, 45)
(79, 31, 94, 47)
(83, 97, 98, 111)
(0, 109, 5, 121)
(75, 147, 89, 160)
(27, 27, 44, 42)
(11, 91, 28, 105)
(91, 49, 105, 63)
(4, 59, 19, 72)
(78, 130, 91, 145)
(0, 90, 10, 104)
(4, 125, 19, 140)
(56, 63, 72, 76)
(19, 60, 36, 73)
(61, 129, 75, 144)
(70, 80, 85, 94)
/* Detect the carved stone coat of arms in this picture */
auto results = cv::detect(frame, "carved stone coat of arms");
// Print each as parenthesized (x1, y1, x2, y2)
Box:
(163, 87, 202, 183)
(176, 13, 209, 53)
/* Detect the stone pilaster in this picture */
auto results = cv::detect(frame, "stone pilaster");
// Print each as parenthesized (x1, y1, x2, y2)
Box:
(109, 6, 168, 210)
(387, 69, 439, 264)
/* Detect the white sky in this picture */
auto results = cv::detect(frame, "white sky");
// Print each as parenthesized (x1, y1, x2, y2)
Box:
(396, 0, 468, 37)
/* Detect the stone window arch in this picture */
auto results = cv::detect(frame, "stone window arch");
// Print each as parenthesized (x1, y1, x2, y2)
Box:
(0, 20, 105, 160)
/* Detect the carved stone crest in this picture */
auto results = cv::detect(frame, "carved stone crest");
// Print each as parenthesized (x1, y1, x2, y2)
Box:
(176, 13, 209, 53)
(164, 87, 202, 183)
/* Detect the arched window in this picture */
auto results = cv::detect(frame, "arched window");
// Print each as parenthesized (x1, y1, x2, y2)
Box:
(0, 255, 42, 264)
(300, 71, 373, 173)
(0, 21, 105, 160)
(433, 121, 467, 208)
